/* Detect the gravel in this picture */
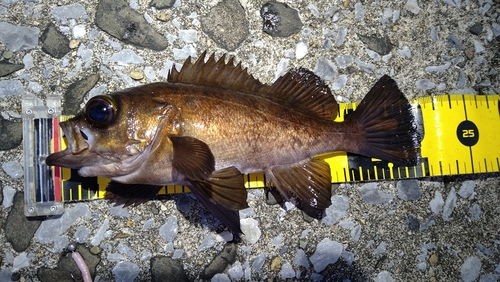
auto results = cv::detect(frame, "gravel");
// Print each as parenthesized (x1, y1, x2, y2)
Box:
(0, 0, 499, 281)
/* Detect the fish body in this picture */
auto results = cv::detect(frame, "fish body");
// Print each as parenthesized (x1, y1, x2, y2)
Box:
(47, 53, 420, 232)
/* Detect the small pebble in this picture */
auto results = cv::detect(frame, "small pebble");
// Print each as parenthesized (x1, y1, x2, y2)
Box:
(270, 257, 281, 271)
(90, 246, 102, 255)
(130, 71, 144, 80)
(69, 39, 80, 49)
(429, 253, 439, 266)
(3, 50, 13, 59)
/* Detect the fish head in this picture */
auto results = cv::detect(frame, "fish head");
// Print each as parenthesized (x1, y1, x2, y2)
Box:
(46, 86, 181, 178)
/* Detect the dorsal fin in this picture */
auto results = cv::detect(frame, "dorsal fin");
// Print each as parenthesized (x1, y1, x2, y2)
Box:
(168, 51, 267, 94)
(268, 67, 338, 120)
(168, 52, 338, 121)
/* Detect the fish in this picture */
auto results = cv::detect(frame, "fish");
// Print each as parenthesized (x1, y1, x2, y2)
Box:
(46, 52, 420, 233)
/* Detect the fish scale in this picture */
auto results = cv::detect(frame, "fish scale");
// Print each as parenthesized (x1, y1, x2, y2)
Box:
(22, 93, 500, 216)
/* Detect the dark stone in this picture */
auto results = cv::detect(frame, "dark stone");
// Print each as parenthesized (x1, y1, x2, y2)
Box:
(62, 74, 100, 116)
(407, 214, 420, 232)
(150, 0, 176, 9)
(469, 23, 483, 35)
(260, 1, 303, 37)
(40, 22, 71, 59)
(5, 192, 42, 252)
(37, 245, 100, 282)
(201, 0, 249, 51)
(0, 61, 24, 77)
(200, 243, 237, 279)
(95, 0, 168, 51)
(357, 34, 393, 55)
(151, 256, 189, 282)
(0, 118, 22, 150)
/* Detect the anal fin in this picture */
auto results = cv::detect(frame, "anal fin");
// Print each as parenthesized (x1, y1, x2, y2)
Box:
(188, 166, 248, 211)
(266, 158, 332, 210)
(104, 181, 163, 207)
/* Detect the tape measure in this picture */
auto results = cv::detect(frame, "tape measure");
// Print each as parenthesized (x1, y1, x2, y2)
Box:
(22, 94, 500, 216)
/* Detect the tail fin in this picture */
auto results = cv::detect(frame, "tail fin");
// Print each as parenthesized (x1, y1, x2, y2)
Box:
(346, 75, 420, 166)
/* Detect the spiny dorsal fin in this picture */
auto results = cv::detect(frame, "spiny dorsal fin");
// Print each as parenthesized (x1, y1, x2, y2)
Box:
(168, 52, 338, 121)
(168, 51, 267, 94)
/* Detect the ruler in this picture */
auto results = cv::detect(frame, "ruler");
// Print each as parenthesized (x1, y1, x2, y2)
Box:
(22, 94, 500, 216)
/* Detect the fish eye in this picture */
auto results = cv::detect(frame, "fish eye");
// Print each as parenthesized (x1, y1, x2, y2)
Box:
(84, 96, 117, 128)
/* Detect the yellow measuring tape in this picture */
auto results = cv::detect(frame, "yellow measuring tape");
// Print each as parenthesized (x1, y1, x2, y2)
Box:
(54, 94, 500, 202)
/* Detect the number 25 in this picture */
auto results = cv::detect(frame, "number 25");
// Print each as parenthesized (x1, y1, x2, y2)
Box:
(463, 129, 475, 138)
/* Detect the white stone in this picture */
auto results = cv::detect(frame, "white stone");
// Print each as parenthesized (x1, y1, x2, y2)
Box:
(351, 225, 362, 242)
(354, 2, 365, 20)
(398, 46, 412, 59)
(198, 234, 216, 251)
(293, 249, 309, 268)
(416, 79, 435, 91)
(331, 75, 348, 91)
(159, 216, 178, 243)
(91, 218, 109, 246)
(109, 49, 144, 65)
(405, 0, 420, 14)
(35, 203, 90, 245)
(241, 218, 261, 245)
(2, 185, 16, 208)
(280, 263, 295, 279)
(374, 270, 394, 282)
(72, 24, 86, 39)
(50, 3, 88, 23)
(23, 53, 34, 70)
(74, 225, 90, 243)
(458, 180, 475, 199)
(173, 45, 196, 60)
(252, 253, 266, 271)
(314, 57, 337, 81)
(335, 54, 353, 68)
(178, 29, 198, 44)
(0, 80, 24, 97)
(0, 22, 39, 51)
(310, 238, 342, 272)
(461, 256, 482, 282)
(442, 188, 457, 221)
(359, 183, 393, 204)
(228, 262, 244, 280)
(118, 243, 136, 260)
(430, 191, 444, 214)
(112, 261, 140, 282)
(425, 62, 451, 74)
(335, 26, 348, 46)
(355, 58, 375, 73)
(322, 195, 349, 226)
(296, 42, 308, 59)
(12, 252, 33, 273)
(373, 241, 387, 255)
(211, 273, 231, 282)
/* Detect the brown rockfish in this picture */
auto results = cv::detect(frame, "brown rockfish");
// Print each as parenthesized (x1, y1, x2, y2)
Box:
(46, 52, 420, 233)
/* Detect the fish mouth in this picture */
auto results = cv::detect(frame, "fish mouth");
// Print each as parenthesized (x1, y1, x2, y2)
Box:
(45, 119, 101, 170)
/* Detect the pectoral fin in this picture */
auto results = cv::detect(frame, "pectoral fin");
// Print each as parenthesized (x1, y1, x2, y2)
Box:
(104, 181, 163, 207)
(188, 166, 249, 211)
(266, 158, 332, 210)
(170, 136, 215, 181)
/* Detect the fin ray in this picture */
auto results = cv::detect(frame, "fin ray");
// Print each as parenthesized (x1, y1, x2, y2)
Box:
(170, 136, 215, 181)
(346, 75, 420, 165)
(266, 158, 332, 210)
(188, 167, 248, 211)
(168, 52, 338, 121)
